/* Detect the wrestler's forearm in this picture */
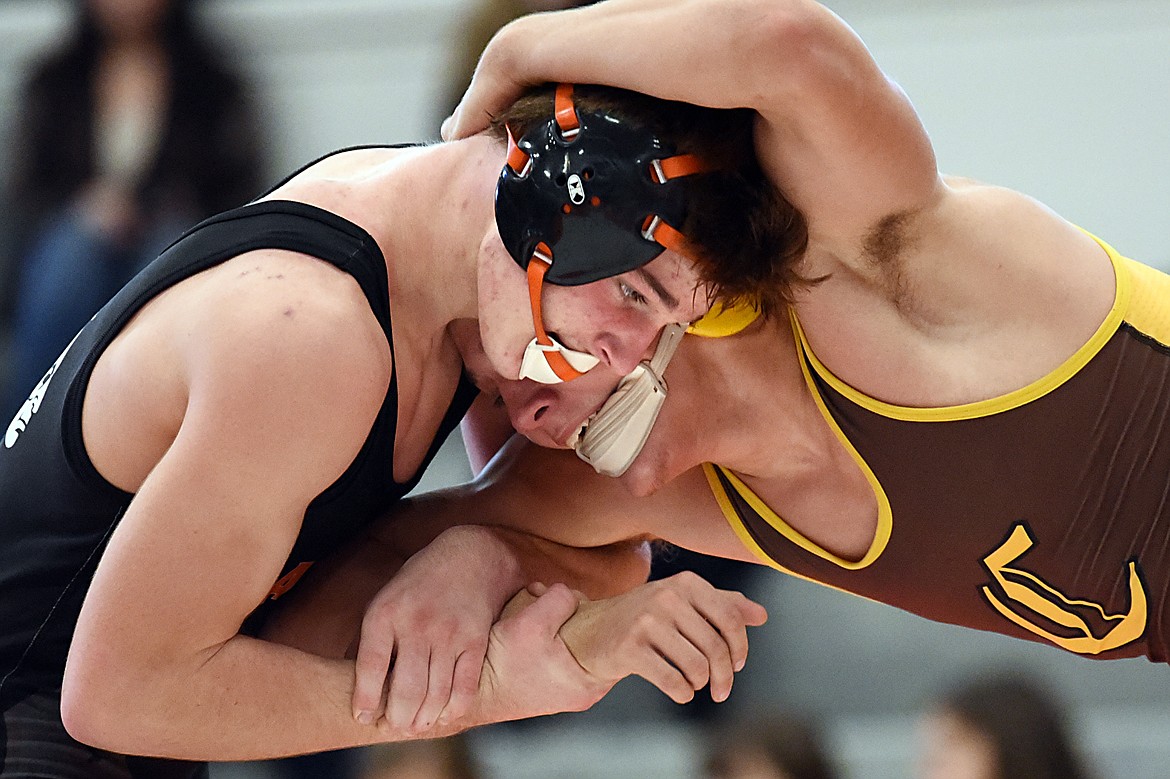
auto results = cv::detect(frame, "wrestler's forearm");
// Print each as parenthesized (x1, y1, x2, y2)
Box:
(261, 520, 648, 665)
(378, 493, 652, 600)
(491, 527, 652, 600)
(467, 0, 831, 119)
(63, 632, 472, 760)
(259, 533, 409, 658)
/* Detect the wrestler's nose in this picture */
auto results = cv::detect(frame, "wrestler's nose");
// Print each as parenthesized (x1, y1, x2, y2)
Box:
(511, 400, 550, 438)
(592, 330, 653, 376)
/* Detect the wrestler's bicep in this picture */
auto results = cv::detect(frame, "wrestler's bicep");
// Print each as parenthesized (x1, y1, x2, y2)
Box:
(69, 289, 388, 678)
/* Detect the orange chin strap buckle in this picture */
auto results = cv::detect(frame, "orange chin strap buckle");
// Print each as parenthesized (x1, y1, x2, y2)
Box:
(518, 245, 600, 384)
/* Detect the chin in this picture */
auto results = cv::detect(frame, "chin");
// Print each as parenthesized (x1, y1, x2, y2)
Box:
(618, 459, 664, 498)
(515, 426, 565, 450)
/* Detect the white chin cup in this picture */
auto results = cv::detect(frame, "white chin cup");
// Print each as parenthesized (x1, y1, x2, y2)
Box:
(573, 364, 665, 476)
(517, 335, 600, 384)
(572, 323, 686, 477)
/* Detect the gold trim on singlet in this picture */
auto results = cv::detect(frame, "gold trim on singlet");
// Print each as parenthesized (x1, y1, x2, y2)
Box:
(1120, 256, 1170, 346)
(790, 232, 1132, 422)
(702, 464, 891, 603)
(705, 232, 1153, 573)
(702, 323, 895, 572)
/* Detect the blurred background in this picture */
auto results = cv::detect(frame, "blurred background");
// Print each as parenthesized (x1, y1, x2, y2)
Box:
(0, 0, 1168, 777)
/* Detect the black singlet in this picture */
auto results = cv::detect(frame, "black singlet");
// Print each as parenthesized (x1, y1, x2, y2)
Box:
(0, 175, 478, 772)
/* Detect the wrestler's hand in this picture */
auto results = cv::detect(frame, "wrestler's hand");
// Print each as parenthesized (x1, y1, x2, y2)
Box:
(452, 583, 613, 729)
(559, 571, 767, 704)
(352, 526, 517, 732)
(441, 14, 546, 141)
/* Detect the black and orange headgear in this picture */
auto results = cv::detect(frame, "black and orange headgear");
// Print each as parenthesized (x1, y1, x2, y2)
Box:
(494, 84, 707, 286)
(495, 84, 708, 384)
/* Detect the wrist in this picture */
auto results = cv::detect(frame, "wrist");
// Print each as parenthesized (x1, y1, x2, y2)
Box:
(442, 525, 526, 609)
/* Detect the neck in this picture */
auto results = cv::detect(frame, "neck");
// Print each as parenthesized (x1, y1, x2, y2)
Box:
(632, 314, 828, 486)
(373, 137, 503, 333)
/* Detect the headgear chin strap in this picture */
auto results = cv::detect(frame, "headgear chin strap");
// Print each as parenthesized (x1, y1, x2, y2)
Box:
(568, 322, 687, 477)
(498, 83, 709, 383)
(518, 245, 600, 383)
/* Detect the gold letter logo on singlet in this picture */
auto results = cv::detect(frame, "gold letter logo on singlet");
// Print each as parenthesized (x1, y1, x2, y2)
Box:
(980, 523, 1147, 655)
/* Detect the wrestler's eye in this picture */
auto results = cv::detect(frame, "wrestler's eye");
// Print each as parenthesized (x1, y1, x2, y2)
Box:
(620, 282, 648, 305)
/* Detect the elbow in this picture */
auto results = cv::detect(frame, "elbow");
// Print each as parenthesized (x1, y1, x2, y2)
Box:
(625, 540, 653, 588)
(741, 0, 849, 98)
(61, 650, 164, 754)
(591, 540, 652, 599)
(739, 0, 819, 58)
(60, 662, 125, 751)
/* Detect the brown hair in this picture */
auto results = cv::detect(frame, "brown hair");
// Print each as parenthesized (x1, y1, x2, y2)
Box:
(489, 84, 809, 317)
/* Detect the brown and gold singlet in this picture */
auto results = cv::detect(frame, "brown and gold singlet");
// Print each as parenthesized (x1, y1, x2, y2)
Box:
(706, 235, 1170, 662)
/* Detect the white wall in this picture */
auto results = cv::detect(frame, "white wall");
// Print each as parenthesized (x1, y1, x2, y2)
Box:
(829, 0, 1170, 268)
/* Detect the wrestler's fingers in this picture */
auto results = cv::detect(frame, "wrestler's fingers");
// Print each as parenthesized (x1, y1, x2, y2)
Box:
(654, 612, 719, 692)
(695, 590, 767, 674)
(513, 582, 581, 638)
(442, 24, 532, 141)
(670, 605, 736, 702)
(410, 650, 458, 733)
(635, 652, 697, 705)
(438, 646, 484, 727)
(731, 595, 768, 669)
(351, 627, 395, 724)
(385, 639, 430, 730)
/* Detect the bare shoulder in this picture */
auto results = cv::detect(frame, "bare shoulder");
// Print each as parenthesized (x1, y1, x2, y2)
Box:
(260, 146, 419, 229)
(187, 249, 392, 407)
(922, 180, 1111, 300)
(84, 248, 392, 495)
(795, 178, 1117, 405)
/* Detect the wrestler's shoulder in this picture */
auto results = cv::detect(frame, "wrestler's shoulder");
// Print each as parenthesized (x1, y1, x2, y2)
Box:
(172, 251, 391, 395)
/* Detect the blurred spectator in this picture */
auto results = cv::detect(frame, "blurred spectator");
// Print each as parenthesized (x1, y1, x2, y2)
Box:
(358, 735, 482, 779)
(704, 711, 841, 779)
(1, 0, 266, 420)
(916, 670, 1097, 779)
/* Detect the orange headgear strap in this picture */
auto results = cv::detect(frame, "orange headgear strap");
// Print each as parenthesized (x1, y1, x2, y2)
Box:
(505, 125, 532, 176)
(526, 245, 588, 381)
(643, 153, 709, 259)
(650, 154, 709, 183)
(641, 214, 690, 256)
(554, 83, 581, 140)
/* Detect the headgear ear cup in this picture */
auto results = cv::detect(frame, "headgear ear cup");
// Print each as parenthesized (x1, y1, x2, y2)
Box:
(571, 322, 687, 476)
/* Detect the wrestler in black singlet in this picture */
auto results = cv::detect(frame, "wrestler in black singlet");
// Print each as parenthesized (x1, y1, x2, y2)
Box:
(0, 151, 478, 776)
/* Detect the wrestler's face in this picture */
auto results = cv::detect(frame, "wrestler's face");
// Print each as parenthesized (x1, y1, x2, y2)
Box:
(451, 317, 621, 449)
(477, 230, 711, 388)
(495, 368, 622, 449)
